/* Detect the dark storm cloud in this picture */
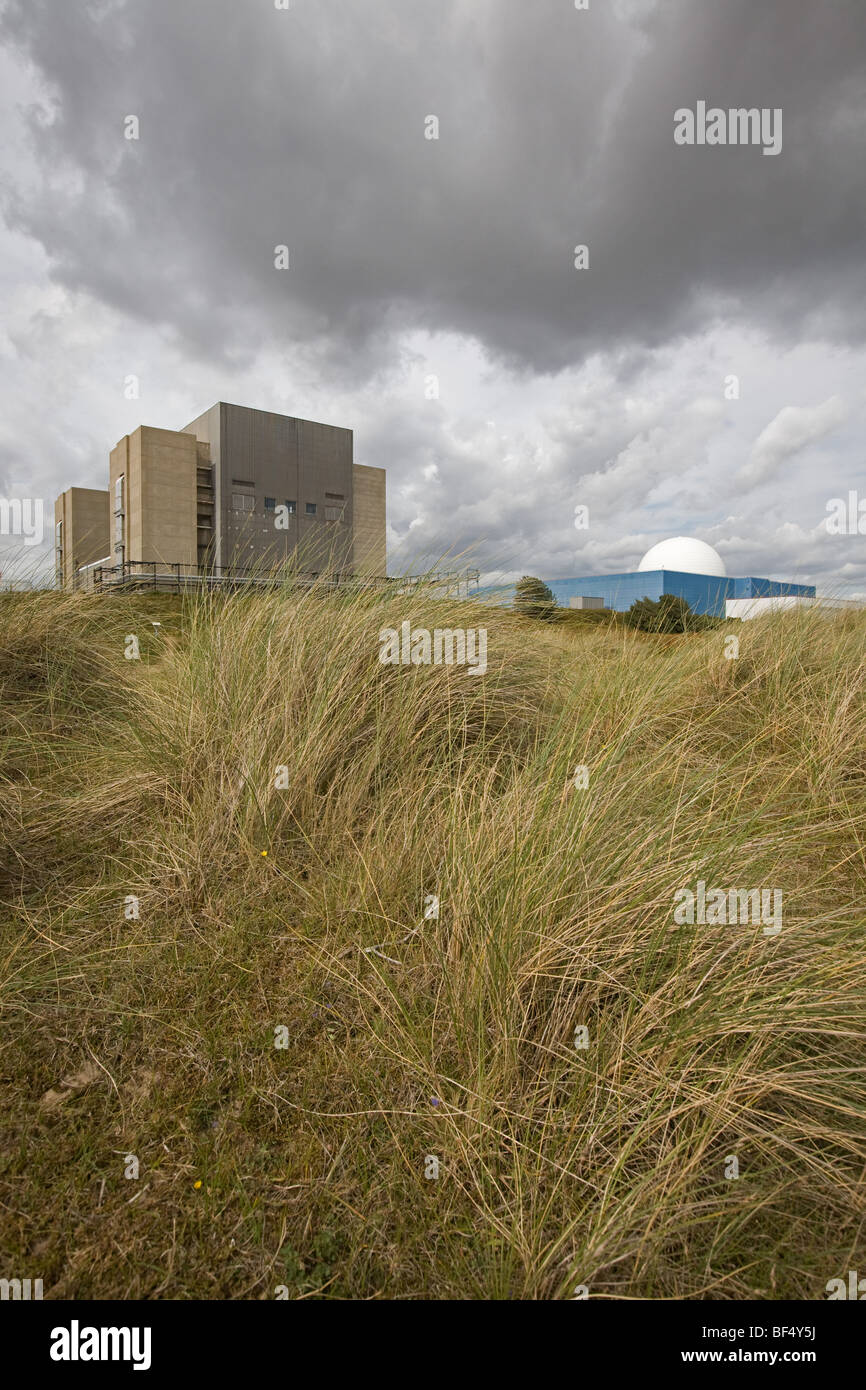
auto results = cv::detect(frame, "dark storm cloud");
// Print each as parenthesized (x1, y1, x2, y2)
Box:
(2, 0, 865, 382)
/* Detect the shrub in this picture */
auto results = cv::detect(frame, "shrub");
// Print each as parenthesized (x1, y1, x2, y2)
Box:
(625, 592, 718, 633)
(513, 575, 558, 620)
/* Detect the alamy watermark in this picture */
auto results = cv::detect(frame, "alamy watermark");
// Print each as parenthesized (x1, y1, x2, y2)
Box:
(0, 498, 44, 546)
(379, 622, 487, 675)
(1, 1277, 43, 1300)
(825, 491, 866, 535)
(674, 103, 782, 157)
(826, 1270, 866, 1299)
(50, 1322, 152, 1370)
(673, 880, 782, 935)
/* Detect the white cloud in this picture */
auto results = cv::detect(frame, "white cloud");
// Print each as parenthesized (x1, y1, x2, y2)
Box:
(741, 396, 847, 486)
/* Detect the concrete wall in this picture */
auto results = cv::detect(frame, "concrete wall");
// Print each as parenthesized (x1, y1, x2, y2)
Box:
(352, 463, 386, 577)
(181, 404, 356, 575)
(139, 427, 198, 569)
(110, 427, 198, 571)
(54, 487, 110, 589)
(726, 595, 863, 620)
(108, 435, 128, 565)
(181, 404, 223, 568)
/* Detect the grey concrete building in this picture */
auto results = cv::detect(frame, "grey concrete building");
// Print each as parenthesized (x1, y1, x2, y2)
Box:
(181, 402, 357, 576)
(56, 402, 386, 588)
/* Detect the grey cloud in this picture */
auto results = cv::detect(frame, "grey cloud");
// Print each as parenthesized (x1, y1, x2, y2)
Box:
(2, 0, 866, 383)
(2, 0, 866, 596)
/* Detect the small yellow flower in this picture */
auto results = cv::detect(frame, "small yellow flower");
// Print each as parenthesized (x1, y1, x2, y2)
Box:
(194, 1180, 202, 1189)
(261, 850, 268, 857)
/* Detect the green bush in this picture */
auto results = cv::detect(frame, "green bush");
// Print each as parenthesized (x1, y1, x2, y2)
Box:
(513, 575, 557, 621)
(625, 592, 725, 633)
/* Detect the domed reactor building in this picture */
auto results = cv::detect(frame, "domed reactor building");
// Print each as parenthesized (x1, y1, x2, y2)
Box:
(549, 537, 815, 618)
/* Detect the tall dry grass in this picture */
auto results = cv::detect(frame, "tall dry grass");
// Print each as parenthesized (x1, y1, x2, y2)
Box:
(0, 581, 864, 1298)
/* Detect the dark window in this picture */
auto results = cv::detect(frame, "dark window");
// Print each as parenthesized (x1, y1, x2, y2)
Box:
(325, 492, 345, 501)
(284, 500, 296, 514)
(264, 497, 276, 511)
(232, 479, 254, 488)
(305, 502, 317, 516)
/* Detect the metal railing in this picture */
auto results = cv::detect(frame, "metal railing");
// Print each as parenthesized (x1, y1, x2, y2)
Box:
(77, 559, 481, 597)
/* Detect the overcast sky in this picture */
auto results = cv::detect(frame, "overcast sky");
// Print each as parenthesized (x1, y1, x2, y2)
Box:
(1, 0, 865, 590)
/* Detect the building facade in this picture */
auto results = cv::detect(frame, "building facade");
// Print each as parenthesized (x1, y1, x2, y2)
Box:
(547, 570, 815, 617)
(54, 487, 111, 590)
(55, 402, 386, 589)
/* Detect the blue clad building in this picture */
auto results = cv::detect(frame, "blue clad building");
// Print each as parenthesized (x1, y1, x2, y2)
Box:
(488, 537, 816, 618)
(547, 570, 814, 617)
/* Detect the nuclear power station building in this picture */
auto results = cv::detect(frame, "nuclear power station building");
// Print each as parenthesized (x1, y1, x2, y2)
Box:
(54, 402, 386, 590)
(550, 537, 816, 619)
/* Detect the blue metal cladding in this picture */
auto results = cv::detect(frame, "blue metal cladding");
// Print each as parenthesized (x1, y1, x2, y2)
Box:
(546, 572, 816, 615)
(730, 577, 815, 599)
(547, 570, 731, 616)
(480, 572, 816, 616)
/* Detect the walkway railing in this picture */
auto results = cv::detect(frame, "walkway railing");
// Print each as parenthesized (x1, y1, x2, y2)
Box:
(76, 559, 481, 598)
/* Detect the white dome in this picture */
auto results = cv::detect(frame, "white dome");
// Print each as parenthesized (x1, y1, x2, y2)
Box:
(637, 537, 727, 577)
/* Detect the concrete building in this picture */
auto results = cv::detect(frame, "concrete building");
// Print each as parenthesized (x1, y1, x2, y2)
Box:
(725, 594, 863, 620)
(109, 426, 201, 576)
(352, 462, 388, 579)
(54, 487, 111, 590)
(56, 403, 386, 589)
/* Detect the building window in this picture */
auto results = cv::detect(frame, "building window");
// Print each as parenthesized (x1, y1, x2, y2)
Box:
(114, 475, 125, 561)
(284, 500, 296, 514)
(305, 502, 317, 516)
(55, 519, 62, 578)
(324, 506, 343, 522)
(231, 493, 255, 511)
(232, 479, 254, 488)
(264, 497, 276, 511)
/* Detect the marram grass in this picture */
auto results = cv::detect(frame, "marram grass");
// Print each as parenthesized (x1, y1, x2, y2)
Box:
(0, 583, 864, 1299)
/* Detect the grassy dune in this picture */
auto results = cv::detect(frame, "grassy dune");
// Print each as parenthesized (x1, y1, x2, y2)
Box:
(0, 583, 864, 1299)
